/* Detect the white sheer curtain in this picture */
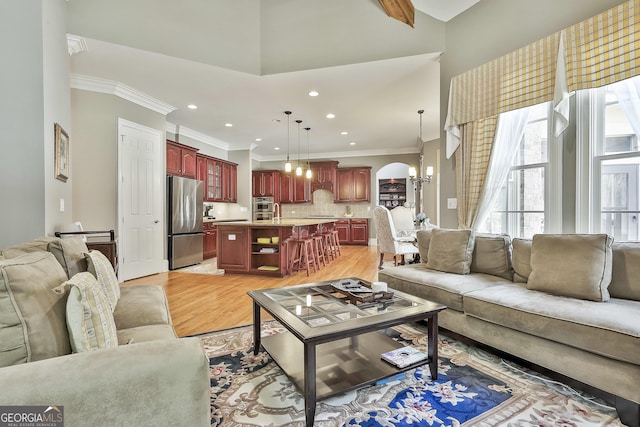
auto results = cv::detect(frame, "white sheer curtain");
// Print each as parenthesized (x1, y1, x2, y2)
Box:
(612, 75, 640, 139)
(475, 107, 531, 230)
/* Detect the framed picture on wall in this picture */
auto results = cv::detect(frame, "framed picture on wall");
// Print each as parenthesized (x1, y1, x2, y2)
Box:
(54, 123, 69, 182)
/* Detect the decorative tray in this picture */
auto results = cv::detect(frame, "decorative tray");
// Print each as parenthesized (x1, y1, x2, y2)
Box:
(329, 279, 394, 304)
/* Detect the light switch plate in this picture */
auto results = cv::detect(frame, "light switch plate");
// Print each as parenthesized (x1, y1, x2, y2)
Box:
(59, 198, 65, 212)
(447, 198, 457, 209)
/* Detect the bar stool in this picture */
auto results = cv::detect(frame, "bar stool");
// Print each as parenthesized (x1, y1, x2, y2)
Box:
(290, 238, 317, 276)
(312, 235, 327, 268)
(330, 230, 342, 257)
(320, 232, 335, 262)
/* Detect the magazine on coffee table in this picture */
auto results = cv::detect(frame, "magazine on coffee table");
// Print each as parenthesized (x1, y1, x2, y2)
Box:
(381, 346, 428, 368)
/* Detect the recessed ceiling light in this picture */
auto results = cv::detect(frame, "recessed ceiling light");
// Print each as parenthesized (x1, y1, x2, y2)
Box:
(187, 104, 198, 110)
(255, 138, 262, 142)
(349, 142, 356, 146)
(308, 90, 319, 97)
(341, 131, 348, 135)
(326, 113, 335, 119)
(225, 123, 233, 127)
(274, 147, 280, 150)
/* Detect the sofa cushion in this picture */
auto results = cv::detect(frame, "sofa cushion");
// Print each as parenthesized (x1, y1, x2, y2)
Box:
(609, 242, 640, 301)
(511, 238, 532, 283)
(527, 234, 613, 302)
(416, 229, 432, 264)
(54, 272, 118, 352)
(48, 237, 89, 279)
(116, 324, 177, 344)
(378, 264, 510, 312)
(0, 236, 59, 259)
(463, 283, 640, 365)
(0, 252, 70, 367)
(113, 285, 172, 330)
(470, 233, 513, 280)
(426, 228, 475, 274)
(85, 250, 120, 311)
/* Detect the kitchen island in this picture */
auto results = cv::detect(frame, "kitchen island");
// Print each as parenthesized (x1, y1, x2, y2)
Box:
(216, 219, 337, 277)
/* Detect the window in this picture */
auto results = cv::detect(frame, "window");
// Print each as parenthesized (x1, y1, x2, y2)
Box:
(578, 76, 640, 241)
(479, 103, 554, 238)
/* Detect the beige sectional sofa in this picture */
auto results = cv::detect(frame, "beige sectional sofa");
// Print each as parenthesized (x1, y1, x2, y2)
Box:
(0, 237, 210, 426)
(378, 229, 640, 427)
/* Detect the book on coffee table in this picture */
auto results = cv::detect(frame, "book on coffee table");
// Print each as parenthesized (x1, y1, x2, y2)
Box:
(381, 346, 428, 368)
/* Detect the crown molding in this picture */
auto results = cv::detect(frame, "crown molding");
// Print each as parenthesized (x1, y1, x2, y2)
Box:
(70, 74, 176, 115)
(177, 126, 229, 150)
(253, 146, 419, 162)
(66, 34, 88, 56)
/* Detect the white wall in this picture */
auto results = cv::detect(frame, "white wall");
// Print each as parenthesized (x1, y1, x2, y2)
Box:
(0, 0, 70, 247)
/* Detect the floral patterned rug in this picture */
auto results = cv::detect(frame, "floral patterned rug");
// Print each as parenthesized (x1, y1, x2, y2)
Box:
(198, 321, 623, 426)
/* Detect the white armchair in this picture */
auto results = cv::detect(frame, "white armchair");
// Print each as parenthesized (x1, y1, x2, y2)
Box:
(373, 206, 419, 269)
(389, 205, 415, 233)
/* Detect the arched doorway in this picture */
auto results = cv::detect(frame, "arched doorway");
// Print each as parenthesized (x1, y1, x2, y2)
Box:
(376, 162, 415, 212)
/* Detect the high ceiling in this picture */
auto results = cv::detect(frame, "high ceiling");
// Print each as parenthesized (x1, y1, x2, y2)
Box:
(68, 1, 479, 161)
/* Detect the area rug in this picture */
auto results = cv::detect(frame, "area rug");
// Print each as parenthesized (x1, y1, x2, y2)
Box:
(199, 322, 623, 426)
(176, 258, 224, 275)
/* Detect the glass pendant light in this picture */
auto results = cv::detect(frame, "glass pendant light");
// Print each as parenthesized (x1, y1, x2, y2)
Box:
(284, 111, 292, 173)
(305, 127, 312, 179)
(295, 120, 303, 176)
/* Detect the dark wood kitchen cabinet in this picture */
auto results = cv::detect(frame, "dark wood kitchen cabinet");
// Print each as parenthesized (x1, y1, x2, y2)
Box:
(203, 222, 217, 259)
(252, 170, 280, 198)
(335, 218, 369, 245)
(279, 172, 310, 204)
(310, 161, 338, 191)
(166, 140, 198, 179)
(196, 154, 237, 203)
(335, 167, 371, 203)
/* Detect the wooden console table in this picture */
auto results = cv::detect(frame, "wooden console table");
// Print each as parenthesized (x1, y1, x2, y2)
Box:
(54, 230, 118, 273)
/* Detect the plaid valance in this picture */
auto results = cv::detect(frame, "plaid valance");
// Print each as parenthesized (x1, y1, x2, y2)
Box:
(446, 0, 639, 131)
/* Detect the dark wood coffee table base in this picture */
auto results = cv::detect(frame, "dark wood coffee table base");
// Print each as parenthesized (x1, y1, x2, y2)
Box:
(252, 301, 441, 427)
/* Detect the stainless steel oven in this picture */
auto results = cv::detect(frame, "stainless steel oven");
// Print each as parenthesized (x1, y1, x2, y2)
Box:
(253, 196, 274, 221)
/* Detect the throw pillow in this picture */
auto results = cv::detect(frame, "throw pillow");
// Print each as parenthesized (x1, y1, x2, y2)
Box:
(48, 236, 89, 279)
(0, 252, 71, 367)
(54, 272, 118, 352)
(85, 250, 120, 311)
(511, 238, 532, 283)
(470, 233, 513, 280)
(527, 234, 614, 302)
(416, 229, 432, 264)
(426, 228, 475, 274)
(608, 242, 640, 301)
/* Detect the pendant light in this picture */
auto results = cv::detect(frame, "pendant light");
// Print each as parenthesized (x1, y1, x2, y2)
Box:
(295, 119, 303, 176)
(284, 111, 292, 173)
(305, 127, 312, 179)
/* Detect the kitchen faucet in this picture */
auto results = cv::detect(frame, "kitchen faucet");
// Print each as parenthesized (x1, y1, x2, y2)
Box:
(273, 202, 280, 223)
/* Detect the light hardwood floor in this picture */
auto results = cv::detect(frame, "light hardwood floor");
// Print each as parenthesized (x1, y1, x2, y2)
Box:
(123, 244, 384, 337)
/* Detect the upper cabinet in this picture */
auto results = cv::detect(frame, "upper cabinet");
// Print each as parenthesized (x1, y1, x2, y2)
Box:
(279, 172, 310, 204)
(335, 167, 371, 203)
(310, 161, 338, 192)
(166, 140, 198, 179)
(195, 152, 238, 203)
(252, 170, 280, 198)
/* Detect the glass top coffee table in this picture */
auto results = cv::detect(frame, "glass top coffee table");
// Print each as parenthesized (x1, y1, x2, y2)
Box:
(248, 277, 446, 427)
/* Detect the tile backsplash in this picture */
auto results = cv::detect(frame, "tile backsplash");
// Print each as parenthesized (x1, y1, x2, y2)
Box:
(281, 189, 371, 218)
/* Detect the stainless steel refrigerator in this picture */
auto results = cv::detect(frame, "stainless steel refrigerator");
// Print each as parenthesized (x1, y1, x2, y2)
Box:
(168, 175, 204, 270)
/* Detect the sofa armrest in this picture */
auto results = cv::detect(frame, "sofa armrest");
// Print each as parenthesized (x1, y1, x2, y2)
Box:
(0, 338, 210, 426)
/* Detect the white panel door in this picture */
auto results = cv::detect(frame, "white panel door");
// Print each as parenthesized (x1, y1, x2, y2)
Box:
(118, 119, 164, 281)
